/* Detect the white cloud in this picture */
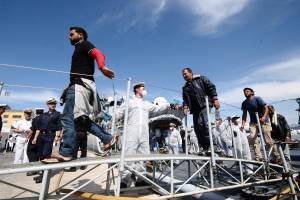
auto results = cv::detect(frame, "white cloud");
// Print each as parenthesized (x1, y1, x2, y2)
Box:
(95, 0, 250, 35)
(249, 57, 300, 82)
(96, 0, 168, 32)
(177, 0, 250, 35)
(220, 81, 300, 104)
(219, 55, 300, 104)
(217, 54, 300, 124)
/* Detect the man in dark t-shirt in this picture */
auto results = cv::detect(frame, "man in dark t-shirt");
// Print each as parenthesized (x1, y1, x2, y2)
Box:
(70, 40, 96, 83)
(42, 27, 116, 163)
(241, 88, 279, 161)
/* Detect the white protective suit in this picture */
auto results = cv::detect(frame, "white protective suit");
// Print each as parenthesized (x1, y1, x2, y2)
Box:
(212, 125, 224, 151)
(232, 124, 253, 174)
(187, 128, 199, 154)
(216, 120, 233, 157)
(168, 128, 182, 155)
(117, 96, 168, 184)
(14, 119, 32, 164)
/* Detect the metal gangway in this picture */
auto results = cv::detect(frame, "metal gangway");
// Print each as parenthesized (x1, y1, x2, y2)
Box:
(0, 153, 294, 200)
(0, 76, 299, 200)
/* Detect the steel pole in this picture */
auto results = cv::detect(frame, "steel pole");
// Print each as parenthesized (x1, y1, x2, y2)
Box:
(111, 93, 118, 152)
(0, 81, 4, 96)
(278, 144, 298, 200)
(185, 115, 191, 177)
(229, 120, 244, 183)
(171, 159, 174, 195)
(205, 96, 215, 188)
(255, 112, 268, 161)
(105, 164, 112, 195)
(39, 170, 51, 200)
(185, 116, 188, 155)
(116, 78, 131, 196)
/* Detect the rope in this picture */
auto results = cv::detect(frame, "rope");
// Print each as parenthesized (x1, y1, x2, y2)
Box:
(0, 63, 127, 81)
(5, 84, 62, 91)
(1, 63, 298, 111)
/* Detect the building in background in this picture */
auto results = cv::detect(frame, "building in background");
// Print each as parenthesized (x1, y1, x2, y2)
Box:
(2, 110, 25, 130)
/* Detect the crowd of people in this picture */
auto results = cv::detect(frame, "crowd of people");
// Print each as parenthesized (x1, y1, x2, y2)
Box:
(0, 27, 293, 187)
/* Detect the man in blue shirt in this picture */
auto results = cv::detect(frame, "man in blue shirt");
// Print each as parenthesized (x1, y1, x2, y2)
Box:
(241, 88, 279, 161)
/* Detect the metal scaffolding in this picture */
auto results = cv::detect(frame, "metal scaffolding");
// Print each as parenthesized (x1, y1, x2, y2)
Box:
(0, 153, 293, 200)
(0, 78, 299, 199)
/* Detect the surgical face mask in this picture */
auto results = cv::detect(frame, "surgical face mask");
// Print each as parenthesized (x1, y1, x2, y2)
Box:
(142, 90, 147, 96)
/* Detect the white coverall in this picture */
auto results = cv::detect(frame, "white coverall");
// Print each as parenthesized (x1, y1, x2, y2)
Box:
(117, 96, 168, 185)
(14, 119, 32, 164)
(187, 128, 199, 154)
(168, 128, 182, 156)
(216, 121, 233, 157)
(232, 124, 253, 174)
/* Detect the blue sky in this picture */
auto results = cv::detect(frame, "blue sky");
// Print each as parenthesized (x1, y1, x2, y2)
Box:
(0, 0, 300, 125)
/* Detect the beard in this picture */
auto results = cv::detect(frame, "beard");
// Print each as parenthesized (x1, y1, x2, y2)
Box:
(70, 38, 80, 45)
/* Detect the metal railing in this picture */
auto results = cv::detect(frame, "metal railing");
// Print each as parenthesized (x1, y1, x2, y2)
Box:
(0, 93, 298, 200)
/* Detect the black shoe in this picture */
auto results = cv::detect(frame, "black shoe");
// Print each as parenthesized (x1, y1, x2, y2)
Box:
(120, 182, 127, 188)
(26, 171, 38, 176)
(35, 176, 43, 183)
(65, 167, 77, 172)
(80, 166, 87, 170)
(33, 174, 42, 181)
(198, 152, 205, 156)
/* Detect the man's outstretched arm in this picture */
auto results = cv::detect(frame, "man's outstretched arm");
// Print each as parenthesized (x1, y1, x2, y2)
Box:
(89, 48, 115, 79)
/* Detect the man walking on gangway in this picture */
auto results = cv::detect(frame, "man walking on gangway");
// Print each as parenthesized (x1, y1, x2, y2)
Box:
(181, 67, 220, 155)
(43, 27, 115, 163)
(241, 87, 279, 162)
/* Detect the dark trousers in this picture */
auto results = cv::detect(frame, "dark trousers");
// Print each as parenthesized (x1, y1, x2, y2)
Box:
(73, 131, 87, 159)
(182, 139, 186, 153)
(193, 108, 210, 151)
(27, 138, 39, 162)
(38, 134, 55, 159)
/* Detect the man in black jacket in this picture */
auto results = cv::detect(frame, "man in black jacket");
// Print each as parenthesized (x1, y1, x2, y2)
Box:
(182, 67, 220, 152)
(268, 105, 291, 163)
